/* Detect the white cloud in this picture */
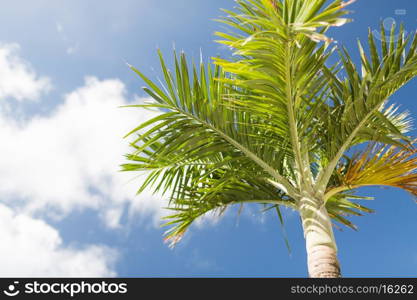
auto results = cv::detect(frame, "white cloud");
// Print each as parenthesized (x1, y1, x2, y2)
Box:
(0, 203, 116, 277)
(0, 76, 167, 227)
(0, 43, 51, 101)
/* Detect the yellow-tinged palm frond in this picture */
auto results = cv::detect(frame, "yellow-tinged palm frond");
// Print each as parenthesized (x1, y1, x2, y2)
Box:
(326, 142, 417, 200)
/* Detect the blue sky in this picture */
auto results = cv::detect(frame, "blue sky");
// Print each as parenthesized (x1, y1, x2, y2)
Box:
(0, 0, 416, 277)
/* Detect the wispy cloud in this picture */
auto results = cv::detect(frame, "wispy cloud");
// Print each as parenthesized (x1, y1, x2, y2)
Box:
(0, 43, 51, 101)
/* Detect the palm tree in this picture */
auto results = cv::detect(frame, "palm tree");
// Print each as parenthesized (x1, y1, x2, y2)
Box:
(122, 0, 417, 278)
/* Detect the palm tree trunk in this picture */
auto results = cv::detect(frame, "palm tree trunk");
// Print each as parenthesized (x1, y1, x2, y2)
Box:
(300, 196, 341, 278)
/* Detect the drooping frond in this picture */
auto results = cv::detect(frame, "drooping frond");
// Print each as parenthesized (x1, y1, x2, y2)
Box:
(326, 142, 417, 200)
(162, 168, 296, 246)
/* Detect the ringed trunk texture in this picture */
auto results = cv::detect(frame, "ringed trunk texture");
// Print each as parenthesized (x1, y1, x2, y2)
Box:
(300, 196, 341, 278)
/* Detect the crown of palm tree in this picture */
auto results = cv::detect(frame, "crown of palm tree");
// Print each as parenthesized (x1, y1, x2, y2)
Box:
(122, 0, 417, 252)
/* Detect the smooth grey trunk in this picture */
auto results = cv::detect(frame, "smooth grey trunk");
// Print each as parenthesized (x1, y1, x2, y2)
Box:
(299, 196, 341, 278)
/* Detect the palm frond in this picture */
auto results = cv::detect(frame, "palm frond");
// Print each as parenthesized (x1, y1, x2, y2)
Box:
(317, 23, 417, 190)
(123, 50, 298, 198)
(161, 168, 296, 246)
(326, 142, 417, 200)
(326, 192, 374, 230)
(214, 0, 355, 189)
